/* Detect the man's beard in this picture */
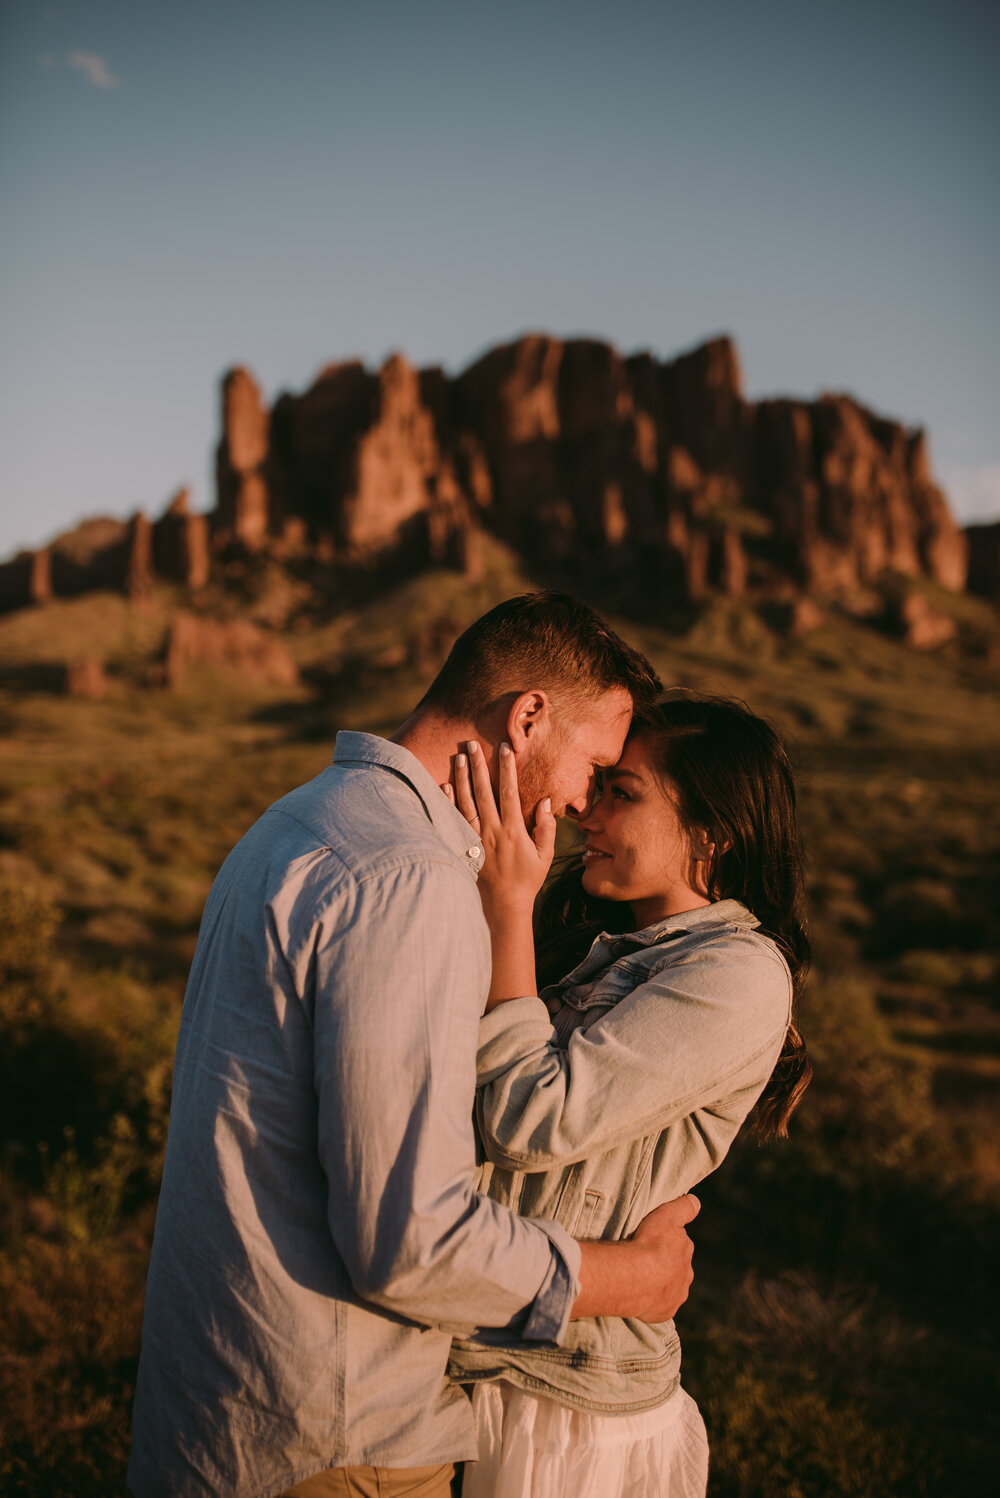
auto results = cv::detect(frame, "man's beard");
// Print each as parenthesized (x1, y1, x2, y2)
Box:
(516, 741, 559, 826)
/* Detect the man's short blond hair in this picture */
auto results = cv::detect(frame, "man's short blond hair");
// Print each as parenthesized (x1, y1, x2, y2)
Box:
(417, 592, 661, 720)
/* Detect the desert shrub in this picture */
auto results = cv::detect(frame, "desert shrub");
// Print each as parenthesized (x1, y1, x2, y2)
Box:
(684, 1271, 997, 1498)
(0, 1233, 145, 1498)
(39, 1114, 144, 1244)
(0, 882, 175, 1188)
(891, 948, 998, 992)
(793, 972, 943, 1177)
(873, 878, 983, 955)
(0, 882, 59, 1028)
(1, 1018, 120, 1164)
(0, 885, 116, 1160)
(803, 821, 884, 883)
(698, 1371, 926, 1498)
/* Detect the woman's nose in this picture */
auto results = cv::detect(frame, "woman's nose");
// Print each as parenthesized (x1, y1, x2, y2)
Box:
(578, 802, 602, 832)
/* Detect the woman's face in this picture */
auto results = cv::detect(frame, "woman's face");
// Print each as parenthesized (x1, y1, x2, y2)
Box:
(577, 736, 714, 927)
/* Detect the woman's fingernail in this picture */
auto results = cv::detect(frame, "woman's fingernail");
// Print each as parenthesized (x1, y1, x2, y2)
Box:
(467, 740, 479, 754)
(456, 753, 466, 768)
(541, 798, 551, 813)
(499, 742, 510, 758)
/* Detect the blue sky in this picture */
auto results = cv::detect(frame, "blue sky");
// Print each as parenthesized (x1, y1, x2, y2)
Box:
(1, 0, 998, 559)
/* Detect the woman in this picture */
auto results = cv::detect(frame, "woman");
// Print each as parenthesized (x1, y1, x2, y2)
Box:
(444, 693, 811, 1498)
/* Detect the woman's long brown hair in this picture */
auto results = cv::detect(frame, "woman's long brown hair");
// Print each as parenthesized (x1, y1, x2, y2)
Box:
(535, 693, 812, 1140)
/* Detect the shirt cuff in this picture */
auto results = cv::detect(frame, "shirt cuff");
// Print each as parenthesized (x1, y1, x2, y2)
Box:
(519, 1217, 582, 1344)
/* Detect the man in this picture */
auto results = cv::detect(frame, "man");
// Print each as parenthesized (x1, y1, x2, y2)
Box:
(129, 592, 700, 1498)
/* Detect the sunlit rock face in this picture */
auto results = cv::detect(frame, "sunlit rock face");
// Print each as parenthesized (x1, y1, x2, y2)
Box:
(215, 367, 273, 550)
(263, 353, 480, 570)
(0, 334, 971, 618)
(753, 395, 967, 596)
(447, 332, 967, 603)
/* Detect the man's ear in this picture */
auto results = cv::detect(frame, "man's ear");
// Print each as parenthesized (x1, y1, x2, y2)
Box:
(505, 690, 552, 753)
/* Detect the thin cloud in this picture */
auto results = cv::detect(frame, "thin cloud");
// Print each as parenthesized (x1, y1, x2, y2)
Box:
(66, 51, 118, 89)
(943, 464, 1000, 524)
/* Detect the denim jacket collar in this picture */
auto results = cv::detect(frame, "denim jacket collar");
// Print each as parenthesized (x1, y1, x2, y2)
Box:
(602, 899, 760, 949)
(547, 900, 761, 1005)
(332, 730, 485, 873)
(546, 899, 761, 993)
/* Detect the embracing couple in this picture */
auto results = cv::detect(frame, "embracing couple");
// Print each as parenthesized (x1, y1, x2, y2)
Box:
(128, 591, 810, 1498)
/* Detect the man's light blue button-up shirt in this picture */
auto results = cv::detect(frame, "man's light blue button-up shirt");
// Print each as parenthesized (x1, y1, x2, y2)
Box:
(128, 732, 580, 1498)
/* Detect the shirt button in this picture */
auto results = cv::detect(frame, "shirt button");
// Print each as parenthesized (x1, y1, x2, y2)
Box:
(468, 846, 482, 859)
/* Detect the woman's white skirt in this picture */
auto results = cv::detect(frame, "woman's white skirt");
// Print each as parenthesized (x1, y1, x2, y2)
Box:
(462, 1380, 709, 1498)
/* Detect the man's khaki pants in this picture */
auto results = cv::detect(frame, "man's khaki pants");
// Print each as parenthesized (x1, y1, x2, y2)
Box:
(281, 1463, 455, 1496)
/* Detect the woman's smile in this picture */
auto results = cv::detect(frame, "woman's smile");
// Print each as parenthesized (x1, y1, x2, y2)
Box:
(582, 844, 612, 862)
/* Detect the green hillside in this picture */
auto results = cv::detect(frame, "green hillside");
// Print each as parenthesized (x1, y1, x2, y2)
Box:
(1, 552, 998, 1495)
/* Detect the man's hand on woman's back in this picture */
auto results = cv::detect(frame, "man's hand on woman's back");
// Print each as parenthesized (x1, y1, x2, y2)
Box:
(570, 1194, 699, 1323)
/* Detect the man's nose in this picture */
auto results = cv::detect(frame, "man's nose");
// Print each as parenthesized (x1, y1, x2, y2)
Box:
(571, 782, 599, 823)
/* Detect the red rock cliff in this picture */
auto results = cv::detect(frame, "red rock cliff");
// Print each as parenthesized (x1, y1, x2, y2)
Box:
(0, 334, 971, 615)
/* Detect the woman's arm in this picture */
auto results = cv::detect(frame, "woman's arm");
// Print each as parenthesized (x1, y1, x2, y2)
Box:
(481, 901, 537, 1011)
(475, 936, 792, 1169)
(446, 739, 555, 1010)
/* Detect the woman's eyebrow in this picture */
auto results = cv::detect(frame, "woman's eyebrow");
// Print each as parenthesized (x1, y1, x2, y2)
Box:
(605, 767, 643, 782)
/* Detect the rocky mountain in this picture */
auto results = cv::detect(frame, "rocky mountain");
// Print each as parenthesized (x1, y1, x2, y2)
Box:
(1, 333, 990, 634)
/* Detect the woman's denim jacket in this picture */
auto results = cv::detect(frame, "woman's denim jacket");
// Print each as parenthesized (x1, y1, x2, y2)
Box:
(448, 899, 792, 1413)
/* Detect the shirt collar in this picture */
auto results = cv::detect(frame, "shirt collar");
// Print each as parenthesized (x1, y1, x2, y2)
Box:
(332, 730, 485, 874)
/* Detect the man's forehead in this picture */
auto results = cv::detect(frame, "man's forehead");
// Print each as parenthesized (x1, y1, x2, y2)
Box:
(570, 687, 634, 755)
(600, 687, 635, 724)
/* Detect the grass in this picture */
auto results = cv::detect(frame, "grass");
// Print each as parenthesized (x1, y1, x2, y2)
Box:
(0, 556, 998, 1495)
